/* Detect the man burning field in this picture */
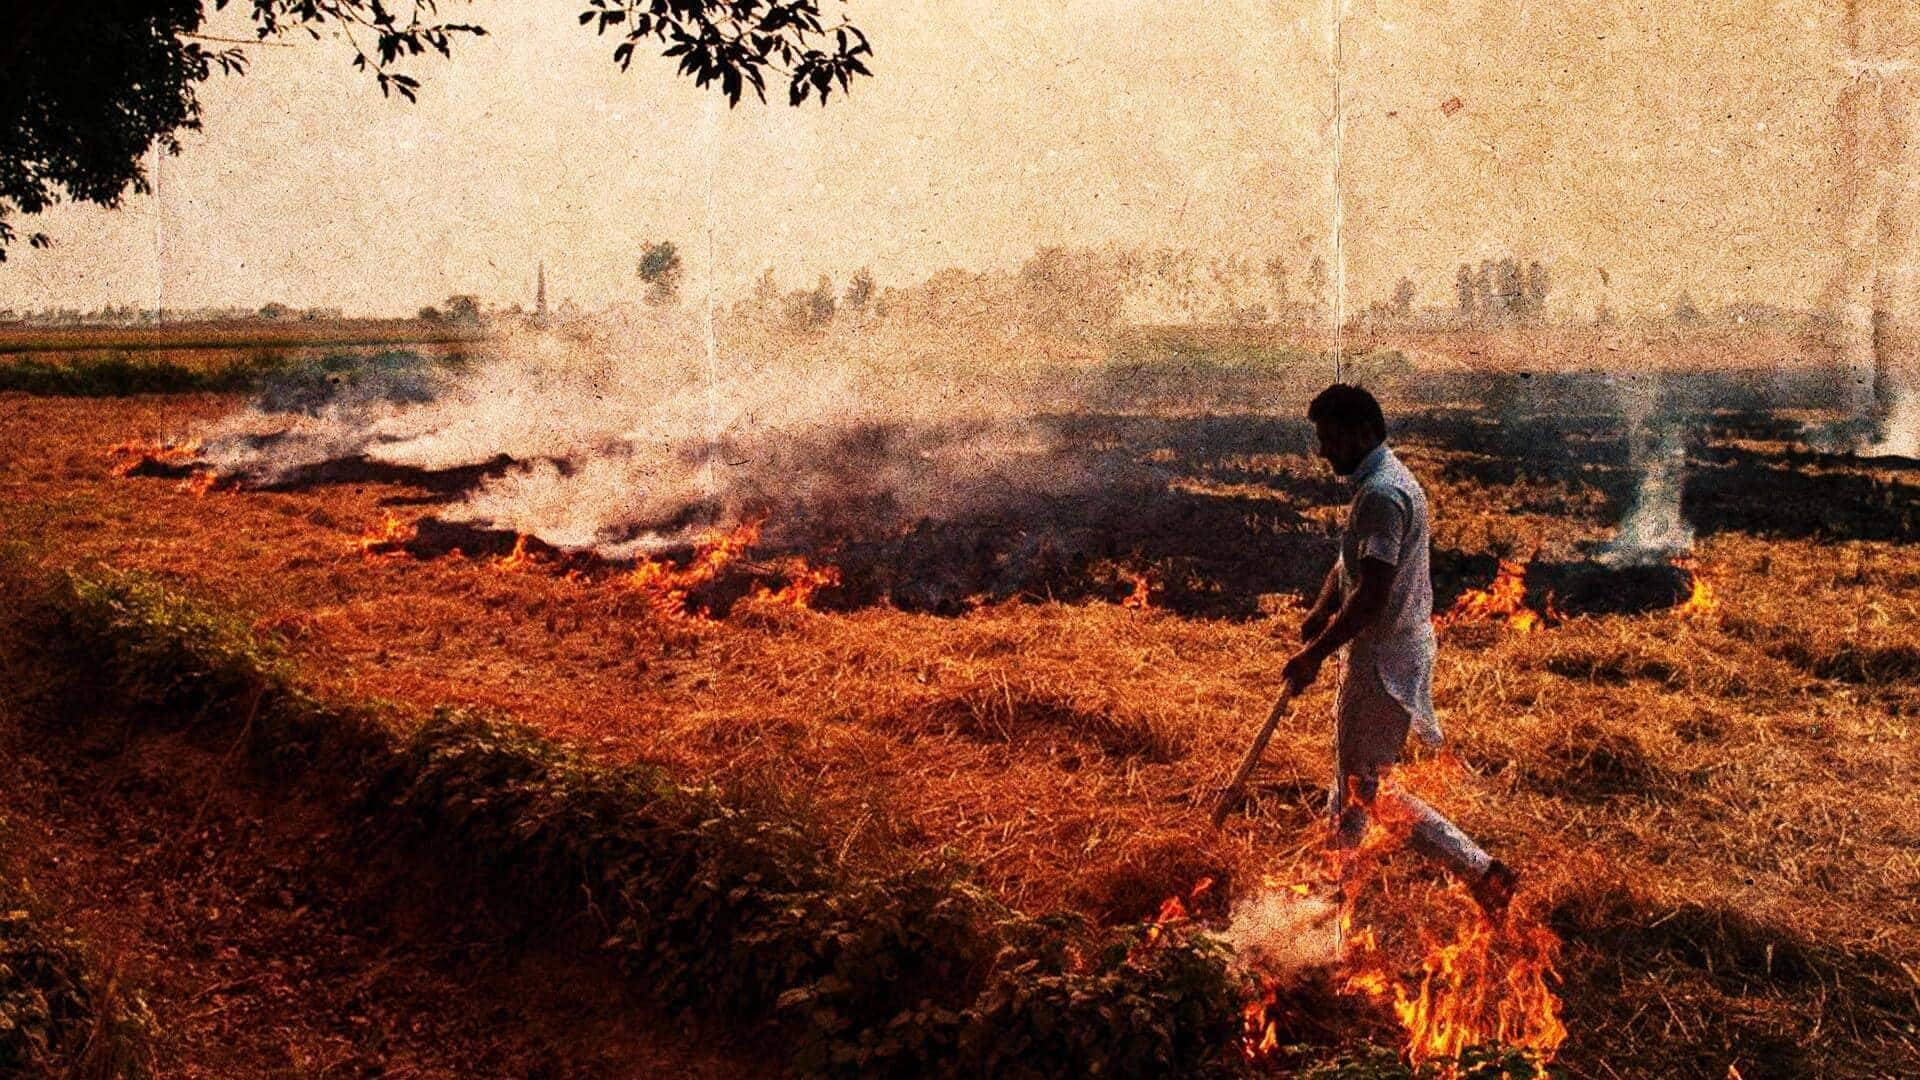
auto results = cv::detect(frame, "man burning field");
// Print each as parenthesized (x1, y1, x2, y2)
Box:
(1283, 384, 1518, 920)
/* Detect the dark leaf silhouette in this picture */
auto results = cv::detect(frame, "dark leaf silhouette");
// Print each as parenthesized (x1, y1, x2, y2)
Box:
(0, 0, 873, 257)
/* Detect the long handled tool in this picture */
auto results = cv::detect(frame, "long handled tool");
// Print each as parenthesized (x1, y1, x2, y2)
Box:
(1209, 683, 1299, 827)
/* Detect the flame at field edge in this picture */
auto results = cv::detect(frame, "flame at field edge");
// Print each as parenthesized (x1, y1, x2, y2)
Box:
(1194, 773, 1566, 1075)
(1673, 557, 1718, 618)
(1437, 558, 1549, 634)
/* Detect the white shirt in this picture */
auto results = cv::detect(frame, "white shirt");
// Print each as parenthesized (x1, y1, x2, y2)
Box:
(1335, 442, 1442, 765)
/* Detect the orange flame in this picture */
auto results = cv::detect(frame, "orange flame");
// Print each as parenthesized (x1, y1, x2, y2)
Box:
(1343, 902, 1567, 1071)
(350, 511, 417, 557)
(176, 470, 220, 497)
(491, 534, 535, 573)
(1133, 876, 1214, 958)
(749, 560, 842, 610)
(1673, 557, 1717, 618)
(625, 519, 764, 619)
(1438, 559, 1547, 633)
(1236, 776, 1566, 1074)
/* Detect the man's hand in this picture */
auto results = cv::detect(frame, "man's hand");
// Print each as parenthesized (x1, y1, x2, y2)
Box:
(1282, 647, 1326, 693)
(1288, 556, 1388, 693)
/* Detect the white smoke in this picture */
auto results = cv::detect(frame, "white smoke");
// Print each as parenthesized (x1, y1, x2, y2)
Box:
(1869, 389, 1920, 458)
(1598, 377, 1693, 566)
(1217, 886, 1341, 978)
(192, 315, 1097, 556)
(196, 321, 699, 483)
(1599, 429, 1692, 565)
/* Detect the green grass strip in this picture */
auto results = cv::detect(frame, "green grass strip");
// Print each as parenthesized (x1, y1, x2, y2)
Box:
(0, 352, 285, 396)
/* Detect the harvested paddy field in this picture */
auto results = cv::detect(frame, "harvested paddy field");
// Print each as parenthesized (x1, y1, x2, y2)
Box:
(3, 338, 1917, 1078)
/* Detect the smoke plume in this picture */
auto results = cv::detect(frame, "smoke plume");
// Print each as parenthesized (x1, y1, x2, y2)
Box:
(192, 317, 1133, 560)
(1597, 375, 1693, 566)
(1829, 1, 1920, 458)
(1218, 887, 1341, 978)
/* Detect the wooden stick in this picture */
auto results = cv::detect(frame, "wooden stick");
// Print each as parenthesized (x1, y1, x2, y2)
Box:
(1209, 685, 1298, 827)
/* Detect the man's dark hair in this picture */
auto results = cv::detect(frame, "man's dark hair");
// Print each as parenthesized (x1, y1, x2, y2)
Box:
(1307, 383, 1387, 439)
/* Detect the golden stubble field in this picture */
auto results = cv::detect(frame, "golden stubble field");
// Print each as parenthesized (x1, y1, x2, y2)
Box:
(2, 326, 1916, 1078)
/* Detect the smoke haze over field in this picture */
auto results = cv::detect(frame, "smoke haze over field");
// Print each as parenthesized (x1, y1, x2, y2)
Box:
(0, 0, 1862, 321)
(1221, 887, 1340, 978)
(196, 319, 1133, 558)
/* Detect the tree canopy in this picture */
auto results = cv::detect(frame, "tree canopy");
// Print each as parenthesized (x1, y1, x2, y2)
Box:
(0, 1, 872, 259)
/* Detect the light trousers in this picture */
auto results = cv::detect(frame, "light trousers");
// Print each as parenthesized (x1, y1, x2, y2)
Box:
(1328, 766, 1492, 882)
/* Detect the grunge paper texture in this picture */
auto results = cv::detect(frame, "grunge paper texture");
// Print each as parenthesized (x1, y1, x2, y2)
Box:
(0, 0, 1887, 324)
(7, 5, 1920, 1077)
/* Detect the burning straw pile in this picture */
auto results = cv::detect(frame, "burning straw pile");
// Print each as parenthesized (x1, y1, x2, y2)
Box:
(1189, 757, 1568, 1077)
(111, 332, 1252, 617)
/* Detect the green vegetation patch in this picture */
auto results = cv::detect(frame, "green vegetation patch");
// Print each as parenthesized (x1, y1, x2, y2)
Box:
(253, 349, 448, 413)
(0, 347, 457, 399)
(0, 351, 287, 396)
(48, 567, 1249, 1078)
(0, 874, 156, 1078)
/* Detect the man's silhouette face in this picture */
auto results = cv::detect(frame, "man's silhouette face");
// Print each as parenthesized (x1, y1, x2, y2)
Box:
(1313, 419, 1377, 477)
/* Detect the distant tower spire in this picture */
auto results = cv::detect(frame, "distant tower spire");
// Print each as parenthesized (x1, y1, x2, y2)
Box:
(536, 261, 548, 319)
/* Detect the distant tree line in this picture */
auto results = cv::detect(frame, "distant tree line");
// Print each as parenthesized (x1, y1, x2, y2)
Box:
(730, 249, 1543, 336)
(423, 242, 1782, 336)
(1454, 257, 1550, 323)
(728, 247, 1126, 337)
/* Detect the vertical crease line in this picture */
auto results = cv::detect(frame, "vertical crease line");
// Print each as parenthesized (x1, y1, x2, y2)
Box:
(153, 142, 166, 320)
(701, 96, 722, 510)
(1331, 0, 1346, 384)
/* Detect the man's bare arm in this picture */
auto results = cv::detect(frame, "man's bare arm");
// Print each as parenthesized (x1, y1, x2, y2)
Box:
(1300, 561, 1343, 642)
(1283, 556, 1394, 690)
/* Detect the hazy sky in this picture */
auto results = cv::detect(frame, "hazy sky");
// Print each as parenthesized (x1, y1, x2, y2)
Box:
(0, 0, 1857, 317)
